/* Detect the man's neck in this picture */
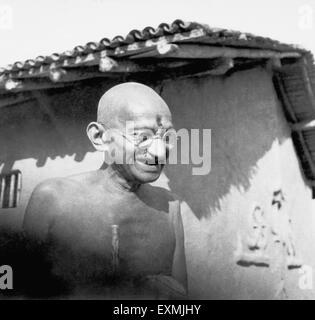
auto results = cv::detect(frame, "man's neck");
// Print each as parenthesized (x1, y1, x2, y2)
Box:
(102, 164, 141, 193)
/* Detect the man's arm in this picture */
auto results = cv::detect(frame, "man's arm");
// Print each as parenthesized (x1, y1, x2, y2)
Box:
(23, 181, 60, 241)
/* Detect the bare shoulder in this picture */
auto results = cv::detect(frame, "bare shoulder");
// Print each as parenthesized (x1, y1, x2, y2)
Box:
(30, 176, 80, 204)
(32, 170, 100, 199)
(23, 171, 99, 239)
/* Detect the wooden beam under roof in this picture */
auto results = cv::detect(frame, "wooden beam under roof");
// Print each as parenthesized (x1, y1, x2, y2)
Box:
(0, 57, 236, 93)
(9, 59, 156, 80)
(130, 44, 302, 60)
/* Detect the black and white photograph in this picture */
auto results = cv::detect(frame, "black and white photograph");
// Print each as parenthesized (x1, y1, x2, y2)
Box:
(0, 0, 315, 303)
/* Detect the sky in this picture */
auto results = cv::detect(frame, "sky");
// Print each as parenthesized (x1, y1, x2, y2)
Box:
(0, 0, 314, 67)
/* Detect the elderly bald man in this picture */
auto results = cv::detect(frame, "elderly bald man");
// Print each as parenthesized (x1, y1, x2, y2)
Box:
(23, 82, 187, 299)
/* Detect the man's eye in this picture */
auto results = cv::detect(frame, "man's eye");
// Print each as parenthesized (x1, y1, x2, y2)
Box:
(138, 132, 152, 140)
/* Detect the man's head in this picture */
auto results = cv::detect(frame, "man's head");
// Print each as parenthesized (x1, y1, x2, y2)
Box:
(87, 82, 174, 184)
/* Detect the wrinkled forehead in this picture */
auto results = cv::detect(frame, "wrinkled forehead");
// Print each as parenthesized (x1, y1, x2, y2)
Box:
(123, 114, 173, 132)
(115, 100, 173, 131)
(117, 113, 173, 133)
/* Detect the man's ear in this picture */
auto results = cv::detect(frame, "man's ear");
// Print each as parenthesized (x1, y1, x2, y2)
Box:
(86, 122, 110, 152)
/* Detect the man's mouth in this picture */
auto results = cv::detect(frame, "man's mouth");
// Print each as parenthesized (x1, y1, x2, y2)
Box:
(144, 159, 159, 166)
(135, 158, 163, 172)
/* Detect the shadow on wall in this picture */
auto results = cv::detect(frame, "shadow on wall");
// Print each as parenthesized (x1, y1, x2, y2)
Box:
(0, 69, 293, 223)
(0, 79, 120, 173)
(159, 67, 290, 219)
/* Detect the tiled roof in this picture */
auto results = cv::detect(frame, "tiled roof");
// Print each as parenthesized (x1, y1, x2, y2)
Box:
(0, 19, 304, 77)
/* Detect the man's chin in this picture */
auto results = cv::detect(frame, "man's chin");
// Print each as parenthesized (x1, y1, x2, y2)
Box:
(132, 162, 164, 183)
(135, 171, 162, 184)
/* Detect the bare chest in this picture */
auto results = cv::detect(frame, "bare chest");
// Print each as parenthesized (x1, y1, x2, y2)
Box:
(47, 198, 175, 283)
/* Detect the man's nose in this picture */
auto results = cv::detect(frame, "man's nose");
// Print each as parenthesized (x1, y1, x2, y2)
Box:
(147, 138, 167, 162)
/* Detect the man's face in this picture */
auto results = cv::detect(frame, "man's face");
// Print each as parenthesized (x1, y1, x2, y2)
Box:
(110, 106, 173, 184)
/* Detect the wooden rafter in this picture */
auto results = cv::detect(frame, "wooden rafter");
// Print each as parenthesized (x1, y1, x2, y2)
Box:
(0, 57, 239, 93)
(130, 44, 302, 60)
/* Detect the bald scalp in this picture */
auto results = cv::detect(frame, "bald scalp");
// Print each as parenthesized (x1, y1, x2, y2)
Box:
(97, 82, 170, 128)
